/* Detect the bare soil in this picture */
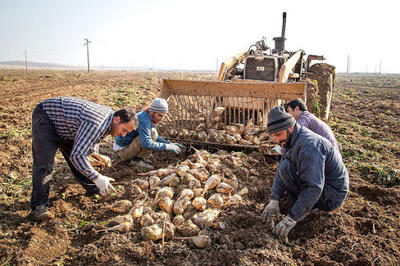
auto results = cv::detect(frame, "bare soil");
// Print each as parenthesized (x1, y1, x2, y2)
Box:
(0, 70, 399, 265)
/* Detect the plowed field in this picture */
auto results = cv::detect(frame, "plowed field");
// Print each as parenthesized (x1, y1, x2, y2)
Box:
(0, 70, 399, 265)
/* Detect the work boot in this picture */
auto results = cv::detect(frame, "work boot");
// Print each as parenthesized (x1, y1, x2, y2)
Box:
(129, 157, 154, 170)
(33, 205, 53, 221)
(310, 208, 321, 215)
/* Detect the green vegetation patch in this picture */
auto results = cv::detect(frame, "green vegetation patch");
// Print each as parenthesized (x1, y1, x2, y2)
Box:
(105, 86, 146, 109)
(332, 108, 400, 187)
(357, 163, 399, 187)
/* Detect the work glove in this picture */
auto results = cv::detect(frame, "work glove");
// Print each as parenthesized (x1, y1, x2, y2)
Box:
(174, 143, 186, 150)
(93, 175, 116, 196)
(273, 215, 297, 238)
(261, 199, 280, 226)
(272, 145, 282, 154)
(165, 143, 183, 154)
(175, 143, 186, 151)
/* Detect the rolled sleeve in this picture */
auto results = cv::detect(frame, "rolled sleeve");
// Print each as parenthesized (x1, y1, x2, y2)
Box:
(138, 126, 167, 151)
(70, 121, 103, 180)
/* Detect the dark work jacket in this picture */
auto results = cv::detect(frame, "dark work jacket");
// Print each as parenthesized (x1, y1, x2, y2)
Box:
(270, 124, 349, 221)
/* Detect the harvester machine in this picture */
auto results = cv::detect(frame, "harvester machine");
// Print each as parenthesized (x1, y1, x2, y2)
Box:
(157, 12, 335, 153)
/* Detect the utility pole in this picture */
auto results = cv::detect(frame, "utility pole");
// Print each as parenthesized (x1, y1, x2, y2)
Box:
(346, 55, 350, 74)
(24, 50, 28, 73)
(84, 39, 91, 73)
(379, 58, 382, 74)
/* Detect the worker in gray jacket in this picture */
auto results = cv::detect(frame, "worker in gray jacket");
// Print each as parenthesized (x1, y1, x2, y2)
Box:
(261, 106, 349, 238)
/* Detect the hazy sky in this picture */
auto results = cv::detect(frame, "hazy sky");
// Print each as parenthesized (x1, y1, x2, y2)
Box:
(0, 0, 399, 73)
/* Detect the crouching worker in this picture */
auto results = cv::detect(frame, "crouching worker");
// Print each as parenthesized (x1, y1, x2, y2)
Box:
(31, 97, 137, 220)
(261, 106, 349, 238)
(113, 98, 185, 169)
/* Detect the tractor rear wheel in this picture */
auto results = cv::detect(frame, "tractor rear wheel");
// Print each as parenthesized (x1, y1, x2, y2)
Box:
(308, 63, 335, 121)
(302, 78, 320, 115)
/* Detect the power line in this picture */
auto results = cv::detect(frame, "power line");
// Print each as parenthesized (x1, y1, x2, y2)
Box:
(28, 44, 82, 57)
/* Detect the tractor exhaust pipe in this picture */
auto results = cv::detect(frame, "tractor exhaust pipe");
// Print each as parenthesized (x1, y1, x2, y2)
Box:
(273, 12, 287, 53)
(281, 12, 287, 38)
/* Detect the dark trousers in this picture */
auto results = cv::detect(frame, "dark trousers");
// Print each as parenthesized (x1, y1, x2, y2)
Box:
(30, 104, 98, 210)
(278, 159, 342, 212)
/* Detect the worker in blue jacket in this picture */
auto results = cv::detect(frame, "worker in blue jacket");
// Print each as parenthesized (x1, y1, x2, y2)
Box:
(113, 98, 184, 169)
(261, 106, 349, 238)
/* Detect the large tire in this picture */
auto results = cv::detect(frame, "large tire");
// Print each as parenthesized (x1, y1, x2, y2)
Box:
(308, 63, 335, 121)
(302, 78, 320, 116)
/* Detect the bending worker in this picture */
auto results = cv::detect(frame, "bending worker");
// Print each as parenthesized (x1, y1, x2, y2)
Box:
(285, 98, 340, 153)
(31, 97, 137, 220)
(113, 98, 184, 169)
(262, 106, 349, 238)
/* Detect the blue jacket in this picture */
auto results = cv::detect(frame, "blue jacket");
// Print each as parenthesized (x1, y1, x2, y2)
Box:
(270, 124, 349, 221)
(114, 110, 169, 150)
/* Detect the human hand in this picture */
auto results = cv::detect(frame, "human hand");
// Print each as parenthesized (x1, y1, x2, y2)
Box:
(272, 145, 282, 154)
(261, 199, 280, 227)
(165, 143, 182, 154)
(273, 215, 297, 238)
(93, 175, 116, 196)
(175, 143, 186, 151)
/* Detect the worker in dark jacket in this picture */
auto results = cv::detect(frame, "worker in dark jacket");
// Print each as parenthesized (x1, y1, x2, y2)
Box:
(31, 97, 137, 220)
(261, 106, 349, 238)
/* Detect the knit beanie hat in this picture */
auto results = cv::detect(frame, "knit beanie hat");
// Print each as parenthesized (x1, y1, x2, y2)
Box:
(267, 105, 296, 134)
(149, 98, 168, 114)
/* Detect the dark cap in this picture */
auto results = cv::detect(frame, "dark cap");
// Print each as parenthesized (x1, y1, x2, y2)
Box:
(267, 106, 296, 134)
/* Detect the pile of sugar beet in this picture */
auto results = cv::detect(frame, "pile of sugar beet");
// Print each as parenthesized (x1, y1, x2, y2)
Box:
(104, 149, 259, 249)
(162, 106, 273, 146)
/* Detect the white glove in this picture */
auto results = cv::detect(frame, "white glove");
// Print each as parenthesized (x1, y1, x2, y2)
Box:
(93, 175, 116, 196)
(261, 199, 280, 225)
(272, 145, 282, 154)
(165, 143, 182, 154)
(273, 215, 297, 238)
